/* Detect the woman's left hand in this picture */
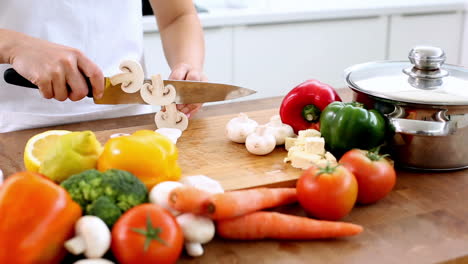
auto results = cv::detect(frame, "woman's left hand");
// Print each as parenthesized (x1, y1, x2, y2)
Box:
(169, 63, 207, 118)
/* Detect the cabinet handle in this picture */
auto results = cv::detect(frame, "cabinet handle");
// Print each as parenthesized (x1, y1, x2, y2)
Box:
(244, 15, 381, 27)
(401, 10, 458, 17)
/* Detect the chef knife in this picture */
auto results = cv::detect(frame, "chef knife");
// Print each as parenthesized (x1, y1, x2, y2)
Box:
(3, 68, 256, 104)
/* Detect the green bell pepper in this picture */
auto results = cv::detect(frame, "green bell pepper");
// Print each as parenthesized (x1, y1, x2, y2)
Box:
(320, 102, 386, 156)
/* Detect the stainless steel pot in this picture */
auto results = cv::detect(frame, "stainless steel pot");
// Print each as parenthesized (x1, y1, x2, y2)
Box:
(345, 46, 468, 170)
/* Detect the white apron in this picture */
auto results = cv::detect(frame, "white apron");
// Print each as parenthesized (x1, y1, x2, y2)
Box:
(0, 0, 155, 133)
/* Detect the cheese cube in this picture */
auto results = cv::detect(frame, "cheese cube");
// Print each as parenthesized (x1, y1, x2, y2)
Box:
(289, 151, 323, 170)
(304, 137, 325, 155)
(298, 129, 321, 138)
(324, 151, 337, 164)
(284, 137, 297, 151)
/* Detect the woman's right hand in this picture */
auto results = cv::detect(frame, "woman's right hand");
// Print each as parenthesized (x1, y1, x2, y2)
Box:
(5, 30, 104, 101)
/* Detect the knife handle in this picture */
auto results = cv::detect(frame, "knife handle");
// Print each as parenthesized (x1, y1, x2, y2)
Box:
(3, 68, 94, 98)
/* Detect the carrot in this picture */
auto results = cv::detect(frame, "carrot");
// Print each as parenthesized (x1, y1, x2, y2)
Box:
(168, 186, 211, 214)
(216, 212, 363, 240)
(205, 187, 297, 220)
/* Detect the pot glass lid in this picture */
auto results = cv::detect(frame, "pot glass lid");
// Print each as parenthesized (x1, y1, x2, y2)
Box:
(345, 46, 468, 105)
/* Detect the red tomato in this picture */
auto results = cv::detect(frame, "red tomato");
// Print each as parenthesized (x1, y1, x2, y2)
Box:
(296, 164, 358, 221)
(339, 149, 396, 204)
(111, 203, 183, 264)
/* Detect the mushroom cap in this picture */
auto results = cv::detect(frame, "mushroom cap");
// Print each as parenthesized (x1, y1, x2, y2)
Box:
(75, 216, 111, 258)
(149, 181, 183, 216)
(73, 259, 115, 264)
(176, 214, 215, 244)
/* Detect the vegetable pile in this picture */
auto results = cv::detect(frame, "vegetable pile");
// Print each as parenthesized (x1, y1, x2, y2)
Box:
(0, 77, 401, 264)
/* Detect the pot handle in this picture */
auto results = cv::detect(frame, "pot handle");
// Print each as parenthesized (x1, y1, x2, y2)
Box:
(389, 118, 456, 136)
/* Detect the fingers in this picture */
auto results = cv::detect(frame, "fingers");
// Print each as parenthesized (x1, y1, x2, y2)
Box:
(36, 79, 54, 99)
(50, 66, 68, 101)
(65, 67, 89, 101)
(177, 103, 203, 119)
(76, 50, 104, 99)
(169, 64, 190, 80)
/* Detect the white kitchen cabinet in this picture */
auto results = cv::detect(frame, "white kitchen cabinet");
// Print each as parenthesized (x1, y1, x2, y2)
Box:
(143, 27, 233, 83)
(388, 11, 463, 64)
(232, 16, 387, 100)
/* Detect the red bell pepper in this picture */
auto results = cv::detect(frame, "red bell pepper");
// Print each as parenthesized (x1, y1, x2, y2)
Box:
(279, 79, 342, 134)
(0, 172, 82, 264)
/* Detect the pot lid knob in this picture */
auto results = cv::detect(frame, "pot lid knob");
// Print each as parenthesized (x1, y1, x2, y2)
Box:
(408, 46, 446, 70)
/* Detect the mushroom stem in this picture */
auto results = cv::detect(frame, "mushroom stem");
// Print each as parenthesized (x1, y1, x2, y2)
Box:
(140, 74, 176, 105)
(185, 242, 204, 257)
(65, 236, 86, 255)
(155, 103, 189, 131)
(109, 60, 145, 93)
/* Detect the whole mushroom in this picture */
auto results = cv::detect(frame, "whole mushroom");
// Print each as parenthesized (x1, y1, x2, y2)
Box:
(73, 259, 115, 264)
(155, 103, 189, 131)
(225, 113, 258, 143)
(265, 115, 295, 145)
(64, 216, 111, 259)
(176, 213, 215, 257)
(245, 125, 276, 155)
(109, 60, 145, 93)
(140, 74, 176, 105)
(149, 181, 184, 216)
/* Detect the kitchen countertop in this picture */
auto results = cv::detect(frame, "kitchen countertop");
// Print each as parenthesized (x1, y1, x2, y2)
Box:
(3, 89, 468, 263)
(143, 0, 466, 32)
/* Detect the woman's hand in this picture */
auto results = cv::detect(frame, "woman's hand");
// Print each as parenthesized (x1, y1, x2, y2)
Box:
(169, 63, 207, 118)
(6, 30, 104, 101)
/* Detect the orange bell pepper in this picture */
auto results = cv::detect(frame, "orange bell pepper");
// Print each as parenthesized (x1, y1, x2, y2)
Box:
(97, 130, 182, 190)
(0, 171, 82, 264)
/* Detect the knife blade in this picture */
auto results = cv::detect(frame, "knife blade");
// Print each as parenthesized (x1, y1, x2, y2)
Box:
(3, 68, 256, 104)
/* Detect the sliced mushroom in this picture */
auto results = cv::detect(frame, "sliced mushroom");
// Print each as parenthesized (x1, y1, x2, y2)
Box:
(109, 60, 145, 93)
(155, 128, 182, 144)
(155, 103, 189, 131)
(140, 74, 176, 105)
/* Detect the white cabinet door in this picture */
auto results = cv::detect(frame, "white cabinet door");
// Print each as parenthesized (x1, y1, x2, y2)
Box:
(388, 11, 463, 64)
(232, 17, 387, 100)
(143, 27, 233, 83)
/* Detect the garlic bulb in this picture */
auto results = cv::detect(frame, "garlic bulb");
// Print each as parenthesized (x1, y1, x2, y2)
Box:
(265, 115, 295, 145)
(226, 113, 258, 143)
(245, 125, 276, 155)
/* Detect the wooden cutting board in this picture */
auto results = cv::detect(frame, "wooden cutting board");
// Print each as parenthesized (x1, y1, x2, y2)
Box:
(95, 109, 303, 191)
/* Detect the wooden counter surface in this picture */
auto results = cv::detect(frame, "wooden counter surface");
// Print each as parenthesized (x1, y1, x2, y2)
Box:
(1, 89, 468, 264)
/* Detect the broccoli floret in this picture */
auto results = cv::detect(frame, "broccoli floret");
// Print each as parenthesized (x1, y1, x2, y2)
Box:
(87, 196, 122, 226)
(61, 169, 148, 226)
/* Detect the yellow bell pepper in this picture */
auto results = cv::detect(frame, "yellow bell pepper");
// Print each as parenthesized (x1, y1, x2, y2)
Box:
(97, 130, 181, 189)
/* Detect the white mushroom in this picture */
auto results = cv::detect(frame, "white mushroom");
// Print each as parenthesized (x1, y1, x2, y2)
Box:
(155, 128, 182, 144)
(225, 113, 258, 143)
(140, 74, 176, 105)
(73, 259, 115, 264)
(65, 216, 111, 259)
(109, 60, 145, 93)
(149, 181, 184, 216)
(245, 125, 276, 155)
(155, 103, 189, 131)
(176, 213, 215, 257)
(179, 175, 224, 194)
(265, 115, 295, 145)
(0, 169, 3, 185)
